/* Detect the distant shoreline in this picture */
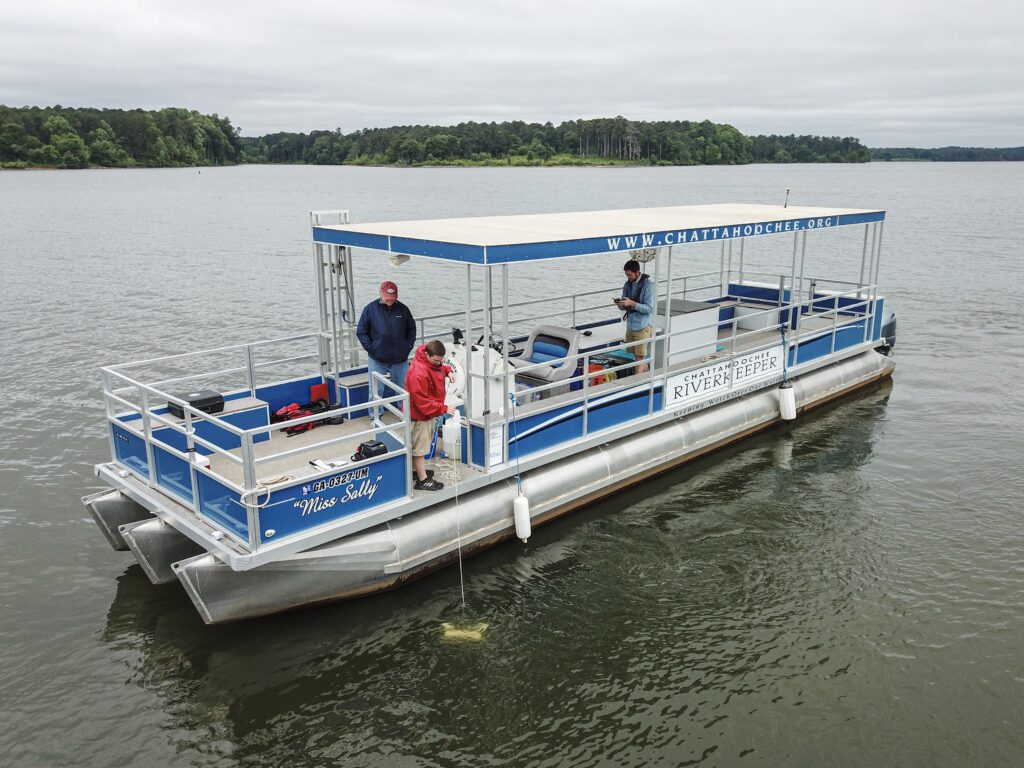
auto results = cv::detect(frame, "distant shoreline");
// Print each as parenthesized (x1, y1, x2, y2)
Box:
(4, 156, 1023, 172)
(3, 105, 1020, 169)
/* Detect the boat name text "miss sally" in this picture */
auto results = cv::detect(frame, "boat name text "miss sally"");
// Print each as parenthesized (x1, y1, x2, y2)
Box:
(295, 467, 382, 516)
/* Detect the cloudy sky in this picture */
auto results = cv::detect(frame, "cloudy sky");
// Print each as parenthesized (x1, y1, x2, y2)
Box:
(1, 0, 1021, 147)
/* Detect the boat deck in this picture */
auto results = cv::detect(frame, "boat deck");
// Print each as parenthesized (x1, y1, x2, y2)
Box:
(207, 413, 481, 493)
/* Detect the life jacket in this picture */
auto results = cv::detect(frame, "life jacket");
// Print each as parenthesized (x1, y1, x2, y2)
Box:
(272, 399, 343, 436)
(622, 273, 649, 308)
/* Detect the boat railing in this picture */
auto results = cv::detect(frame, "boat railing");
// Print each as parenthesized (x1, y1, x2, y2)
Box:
(412, 267, 876, 350)
(103, 368, 245, 474)
(414, 270, 731, 346)
(467, 281, 881, 465)
(100, 331, 419, 552)
(105, 331, 324, 380)
(447, 274, 877, 394)
(96, 271, 880, 547)
(100, 331, 325, 483)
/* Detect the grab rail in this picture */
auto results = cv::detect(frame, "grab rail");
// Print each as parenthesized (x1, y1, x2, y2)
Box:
(461, 282, 880, 465)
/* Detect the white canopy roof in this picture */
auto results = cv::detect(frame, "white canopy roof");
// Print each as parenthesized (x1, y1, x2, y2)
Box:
(311, 203, 885, 265)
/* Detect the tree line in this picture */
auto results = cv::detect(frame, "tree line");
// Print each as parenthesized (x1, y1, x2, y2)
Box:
(871, 146, 1024, 161)
(0, 105, 879, 169)
(0, 105, 243, 168)
(241, 118, 872, 166)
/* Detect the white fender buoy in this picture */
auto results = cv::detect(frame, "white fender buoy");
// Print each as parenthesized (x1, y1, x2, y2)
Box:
(779, 381, 797, 421)
(442, 411, 462, 460)
(513, 494, 531, 542)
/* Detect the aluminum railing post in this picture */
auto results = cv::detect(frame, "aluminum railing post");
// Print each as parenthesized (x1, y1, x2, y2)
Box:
(582, 351, 590, 436)
(648, 335, 657, 416)
(871, 222, 885, 342)
(140, 389, 156, 482)
(464, 264, 474, 467)
(719, 242, 725, 295)
(662, 245, 674, 366)
(726, 240, 733, 290)
(858, 224, 869, 299)
(245, 344, 257, 397)
(502, 264, 511, 464)
(789, 234, 799, 328)
(867, 224, 878, 306)
(830, 294, 839, 354)
(482, 266, 494, 468)
(182, 408, 202, 513)
(405, 393, 413, 497)
(101, 369, 118, 463)
(241, 433, 259, 552)
(795, 231, 808, 338)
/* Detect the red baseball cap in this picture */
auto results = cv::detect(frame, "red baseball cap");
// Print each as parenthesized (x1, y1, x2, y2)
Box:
(380, 281, 398, 297)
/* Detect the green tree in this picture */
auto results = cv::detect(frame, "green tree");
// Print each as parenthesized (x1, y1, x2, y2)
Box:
(424, 133, 460, 161)
(309, 135, 336, 164)
(393, 137, 423, 164)
(0, 122, 35, 161)
(42, 115, 89, 168)
(28, 142, 59, 165)
(87, 122, 130, 166)
(522, 137, 553, 160)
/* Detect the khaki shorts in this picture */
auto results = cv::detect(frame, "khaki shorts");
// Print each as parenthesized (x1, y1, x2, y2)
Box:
(410, 419, 436, 457)
(625, 325, 652, 360)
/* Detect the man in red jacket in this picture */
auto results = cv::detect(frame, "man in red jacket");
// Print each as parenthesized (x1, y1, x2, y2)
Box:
(405, 340, 456, 491)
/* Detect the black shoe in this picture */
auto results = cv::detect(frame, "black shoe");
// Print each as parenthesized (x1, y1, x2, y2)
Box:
(412, 469, 434, 481)
(414, 477, 444, 491)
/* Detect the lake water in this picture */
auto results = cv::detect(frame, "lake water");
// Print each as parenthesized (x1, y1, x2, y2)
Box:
(1, 163, 1022, 767)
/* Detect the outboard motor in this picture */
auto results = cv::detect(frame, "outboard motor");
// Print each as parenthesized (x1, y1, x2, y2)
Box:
(877, 311, 897, 355)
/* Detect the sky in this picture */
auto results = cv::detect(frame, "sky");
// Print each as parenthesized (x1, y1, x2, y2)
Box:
(1, 0, 1021, 148)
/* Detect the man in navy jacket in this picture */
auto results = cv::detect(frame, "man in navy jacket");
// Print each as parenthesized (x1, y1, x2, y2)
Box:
(356, 281, 417, 419)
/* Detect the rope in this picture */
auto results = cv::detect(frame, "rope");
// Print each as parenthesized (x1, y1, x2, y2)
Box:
(435, 416, 466, 613)
(451, 451, 465, 614)
(241, 474, 296, 510)
(509, 392, 524, 495)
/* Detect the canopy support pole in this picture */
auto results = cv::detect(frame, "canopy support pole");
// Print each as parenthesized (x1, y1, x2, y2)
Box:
(464, 264, 474, 468)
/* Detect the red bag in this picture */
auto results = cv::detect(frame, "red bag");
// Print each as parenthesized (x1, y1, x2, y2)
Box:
(271, 402, 301, 423)
(281, 399, 332, 436)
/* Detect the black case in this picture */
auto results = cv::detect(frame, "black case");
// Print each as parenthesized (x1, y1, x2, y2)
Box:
(168, 390, 225, 419)
(351, 439, 388, 462)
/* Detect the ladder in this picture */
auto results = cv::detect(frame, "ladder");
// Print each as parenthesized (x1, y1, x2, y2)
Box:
(310, 210, 360, 387)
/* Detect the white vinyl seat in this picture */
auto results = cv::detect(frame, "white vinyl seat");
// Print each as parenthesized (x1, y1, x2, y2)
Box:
(508, 325, 581, 384)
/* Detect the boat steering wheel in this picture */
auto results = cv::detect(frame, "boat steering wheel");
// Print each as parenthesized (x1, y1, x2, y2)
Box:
(476, 335, 519, 355)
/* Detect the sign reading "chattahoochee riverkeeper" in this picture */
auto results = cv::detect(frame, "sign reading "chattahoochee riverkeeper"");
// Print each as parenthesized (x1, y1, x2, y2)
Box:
(665, 344, 785, 413)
